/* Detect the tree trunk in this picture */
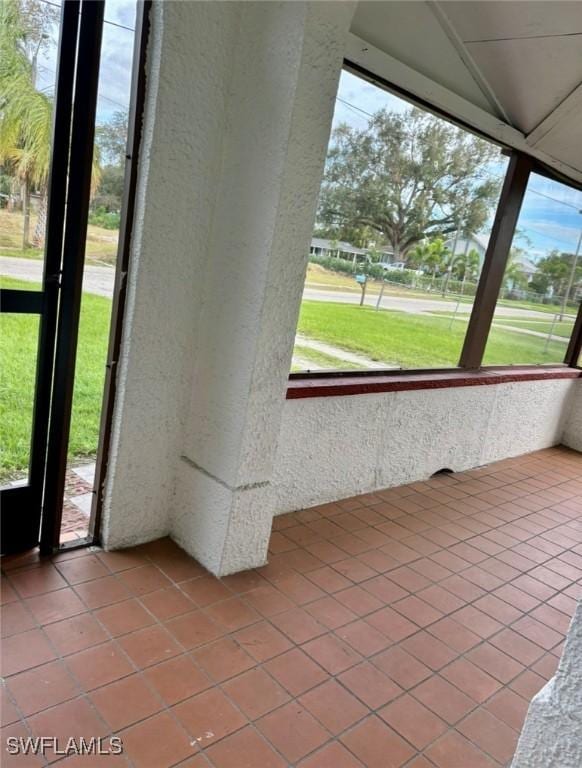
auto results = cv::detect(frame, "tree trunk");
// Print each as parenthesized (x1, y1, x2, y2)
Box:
(32, 192, 47, 248)
(22, 177, 31, 250)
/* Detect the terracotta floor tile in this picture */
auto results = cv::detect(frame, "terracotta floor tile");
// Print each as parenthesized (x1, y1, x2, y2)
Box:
(300, 679, 368, 735)
(165, 610, 225, 650)
(306, 565, 353, 593)
(489, 628, 545, 665)
(55, 554, 109, 584)
(305, 596, 358, 630)
(1, 601, 36, 637)
(530, 603, 572, 634)
(362, 575, 409, 604)
(416, 584, 465, 614)
(173, 688, 247, 747)
(379, 693, 447, 749)
(451, 605, 503, 639)
(8, 565, 67, 598)
(24, 588, 86, 625)
(298, 741, 365, 768)
(264, 648, 329, 696)
(44, 613, 108, 655)
(302, 633, 362, 675)
(484, 687, 529, 731)
(440, 574, 486, 602)
(120, 711, 196, 768)
(257, 701, 329, 763)
(118, 624, 181, 667)
(511, 615, 564, 650)
(334, 585, 384, 617)
(94, 598, 155, 636)
(441, 658, 502, 703)
(338, 661, 401, 709)
(335, 618, 392, 656)
(242, 585, 294, 617)
(509, 669, 547, 700)
(233, 620, 292, 662)
(7, 660, 79, 716)
(1, 628, 56, 676)
(96, 549, 148, 573)
(401, 630, 458, 670)
(90, 673, 163, 730)
(117, 564, 172, 597)
(412, 675, 475, 724)
(180, 575, 232, 606)
(340, 715, 415, 768)
(205, 726, 287, 768)
(222, 667, 290, 720)
(205, 597, 260, 632)
(1, 687, 20, 727)
(139, 586, 195, 620)
(143, 654, 211, 705)
(458, 707, 518, 764)
(392, 595, 443, 628)
(372, 646, 431, 690)
(1, 720, 45, 767)
(66, 640, 134, 691)
(473, 593, 523, 624)
(269, 606, 327, 644)
(27, 697, 109, 761)
(192, 637, 255, 682)
(74, 575, 131, 609)
(467, 643, 524, 684)
(425, 730, 497, 768)
(332, 558, 377, 583)
(271, 572, 326, 604)
(366, 605, 418, 642)
(427, 616, 481, 653)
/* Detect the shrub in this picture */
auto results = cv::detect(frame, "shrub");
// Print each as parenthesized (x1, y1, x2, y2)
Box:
(88, 206, 120, 230)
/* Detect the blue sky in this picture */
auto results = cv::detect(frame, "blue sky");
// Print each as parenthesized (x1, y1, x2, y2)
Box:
(36, 0, 136, 123)
(334, 71, 582, 262)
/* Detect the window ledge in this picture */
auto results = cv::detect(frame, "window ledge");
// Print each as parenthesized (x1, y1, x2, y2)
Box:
(287, 366, 581, 399)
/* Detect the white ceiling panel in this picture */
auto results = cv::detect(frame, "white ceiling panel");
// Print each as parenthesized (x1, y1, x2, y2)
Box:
(351, 1, 493, 111)
(535, 119, 582, 175)
(441, 1, 582, 42)
(466, 35, 582, 132)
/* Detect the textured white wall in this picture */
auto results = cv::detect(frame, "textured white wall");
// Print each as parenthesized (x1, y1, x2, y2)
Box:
(101, 1, 355, 573)
(512, 600, 582, 768)
(562, 379, 582, 452)
(272, 379, 578, 514)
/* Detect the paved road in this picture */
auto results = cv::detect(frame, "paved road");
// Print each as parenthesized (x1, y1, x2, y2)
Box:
(0, 256, 563, 321)
(303, 287, 555, 319)
(1, 255, 115, 298)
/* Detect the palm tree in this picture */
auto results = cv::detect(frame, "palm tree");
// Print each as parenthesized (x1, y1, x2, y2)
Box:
(454, 248, 481, 292)
(0, 2, 53, 248)
(0, 0, 100, 249)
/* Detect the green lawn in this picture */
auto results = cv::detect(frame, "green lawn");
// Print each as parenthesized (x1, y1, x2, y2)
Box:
(297, 300, 566, 369)
(1, 277, 111, 480)
(493, 318, 574, 338)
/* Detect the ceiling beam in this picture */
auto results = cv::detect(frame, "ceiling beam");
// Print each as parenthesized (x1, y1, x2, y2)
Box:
(526, 81, 582, 147)
(427, 0, 513, 125)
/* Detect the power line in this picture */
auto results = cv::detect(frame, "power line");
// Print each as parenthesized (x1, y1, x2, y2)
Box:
(39, 0, 135, 33)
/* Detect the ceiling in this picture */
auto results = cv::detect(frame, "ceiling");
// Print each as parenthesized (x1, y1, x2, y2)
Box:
(350, 1, 582, 180)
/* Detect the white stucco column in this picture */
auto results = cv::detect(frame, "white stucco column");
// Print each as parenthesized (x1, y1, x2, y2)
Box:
(100, 1, 355, 573)
(512, 600, 582, 768)
(171, 1, 355, 574)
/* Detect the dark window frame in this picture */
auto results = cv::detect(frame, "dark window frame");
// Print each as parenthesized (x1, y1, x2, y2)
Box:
(290, 61, 582, 386)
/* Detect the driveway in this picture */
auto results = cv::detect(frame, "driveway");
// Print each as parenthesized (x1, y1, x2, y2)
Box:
(1, 255, 115, 298)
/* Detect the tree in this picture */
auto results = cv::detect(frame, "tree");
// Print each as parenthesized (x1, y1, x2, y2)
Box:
(0, 0, 56, 248)
(95, 111, 128, 167)
(318, 107, 500, 261)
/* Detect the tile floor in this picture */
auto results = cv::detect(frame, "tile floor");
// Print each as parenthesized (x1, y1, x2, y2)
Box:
(1, 446, 581, 767)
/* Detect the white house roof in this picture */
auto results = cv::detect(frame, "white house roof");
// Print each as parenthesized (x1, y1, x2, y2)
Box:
(311, 237, 369, 256)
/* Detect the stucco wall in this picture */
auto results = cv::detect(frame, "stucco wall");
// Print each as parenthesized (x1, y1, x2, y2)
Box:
(271, 378, 578, 514)
(562, 379, 582, 452)
(512, 600, 582, 768)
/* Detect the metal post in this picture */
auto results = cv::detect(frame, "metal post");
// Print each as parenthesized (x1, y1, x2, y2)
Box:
(460, 153, 533, 369)
(559, 224, 582, 321)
